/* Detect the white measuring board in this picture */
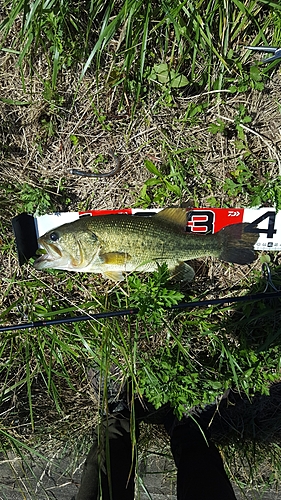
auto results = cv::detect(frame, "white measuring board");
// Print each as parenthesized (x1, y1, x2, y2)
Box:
(35, 207, 281, 251)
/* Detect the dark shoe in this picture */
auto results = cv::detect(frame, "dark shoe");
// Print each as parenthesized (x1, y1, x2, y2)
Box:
(87, 366, 171, 423)
(87, 365, 130, 415)
(134, 397, 172, 424)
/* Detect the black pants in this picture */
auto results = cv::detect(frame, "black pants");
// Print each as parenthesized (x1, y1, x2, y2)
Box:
(73, 411, 237, 500)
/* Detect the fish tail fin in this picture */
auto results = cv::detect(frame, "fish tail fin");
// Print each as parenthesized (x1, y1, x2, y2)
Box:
(218, 223, 258, 264)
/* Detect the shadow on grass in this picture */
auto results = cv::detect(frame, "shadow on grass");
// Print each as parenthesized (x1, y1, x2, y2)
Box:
(205, 263, 281, 441)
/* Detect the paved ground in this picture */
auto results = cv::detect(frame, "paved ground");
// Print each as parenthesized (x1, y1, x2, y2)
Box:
(1, 447, 281, 500)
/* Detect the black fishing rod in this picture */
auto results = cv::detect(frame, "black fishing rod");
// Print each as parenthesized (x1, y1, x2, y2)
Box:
(1, 290, 281, 333)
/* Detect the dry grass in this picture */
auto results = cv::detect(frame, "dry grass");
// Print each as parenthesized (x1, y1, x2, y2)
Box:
(1, 53, 281, 215)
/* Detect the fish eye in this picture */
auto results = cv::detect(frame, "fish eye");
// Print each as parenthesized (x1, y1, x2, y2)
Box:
(49, 231, 59, 242)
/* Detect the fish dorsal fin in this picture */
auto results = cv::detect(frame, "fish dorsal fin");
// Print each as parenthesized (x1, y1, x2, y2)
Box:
(154, 208, 187, 228)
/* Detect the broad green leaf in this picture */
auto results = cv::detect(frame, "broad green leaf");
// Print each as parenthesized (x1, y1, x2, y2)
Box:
(164, 180, 181, 195)
(144, 159, 162, 176)
(148, 63, 188, 88)
(145, 178, 162, 187)
(170, 73, 189, 88)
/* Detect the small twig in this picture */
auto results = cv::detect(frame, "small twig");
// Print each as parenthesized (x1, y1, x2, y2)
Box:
(130, 126, 158, 141)
(181, 89, 231, 101)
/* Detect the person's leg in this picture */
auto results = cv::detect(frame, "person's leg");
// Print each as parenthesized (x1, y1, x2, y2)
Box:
(73, 411, 139, 500)
(166, 418, 237, 500)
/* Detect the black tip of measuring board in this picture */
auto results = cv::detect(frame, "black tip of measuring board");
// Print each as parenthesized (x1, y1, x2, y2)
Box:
(12, 213, 38, 266)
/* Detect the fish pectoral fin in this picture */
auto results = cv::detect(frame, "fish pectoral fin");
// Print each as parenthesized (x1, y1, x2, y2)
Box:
(100, 251, 131, 265)
(103, 270, 124, 282)
(154, 208, 187, 228)
(99, 252, 130, 281)
(171, 262, 195, 282)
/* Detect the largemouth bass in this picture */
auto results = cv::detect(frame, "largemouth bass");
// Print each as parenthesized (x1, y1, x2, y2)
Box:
(34, 208, 258, 281)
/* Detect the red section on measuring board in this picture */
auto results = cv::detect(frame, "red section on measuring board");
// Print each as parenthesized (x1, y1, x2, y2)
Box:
(186, 208, 244, 234)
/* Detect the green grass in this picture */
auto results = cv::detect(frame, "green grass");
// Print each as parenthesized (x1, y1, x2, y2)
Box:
(1, 0, 281, 101)
(1, 0, 281, 496)
(2, 262, 281, 418)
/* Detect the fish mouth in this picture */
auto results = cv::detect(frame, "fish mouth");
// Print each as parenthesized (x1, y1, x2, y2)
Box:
(34, 241, 63, 269)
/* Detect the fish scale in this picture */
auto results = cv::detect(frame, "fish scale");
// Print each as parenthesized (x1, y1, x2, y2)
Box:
(83, 214, 220, 260)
